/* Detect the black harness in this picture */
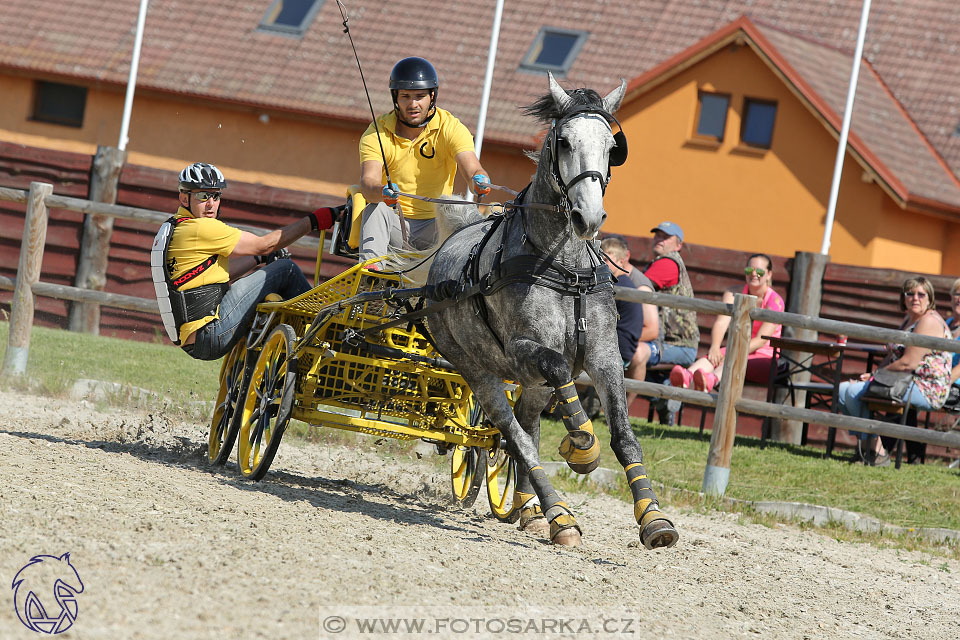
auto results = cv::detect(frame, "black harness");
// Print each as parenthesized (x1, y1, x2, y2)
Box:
(160, 216, 228, 335)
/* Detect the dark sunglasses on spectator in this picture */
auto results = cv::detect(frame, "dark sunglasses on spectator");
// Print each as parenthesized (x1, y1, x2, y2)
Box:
(744, 267, 766, 277)
(904, 291, 928, 298)
(191, 191, 222, 202)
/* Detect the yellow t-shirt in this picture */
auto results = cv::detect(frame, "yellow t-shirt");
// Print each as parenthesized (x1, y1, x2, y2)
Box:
(166, 207, 242, 343)
(358, 107, 476, 219)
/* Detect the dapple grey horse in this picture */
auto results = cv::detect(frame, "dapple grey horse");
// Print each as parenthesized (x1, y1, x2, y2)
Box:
(425, 74, 678, 548)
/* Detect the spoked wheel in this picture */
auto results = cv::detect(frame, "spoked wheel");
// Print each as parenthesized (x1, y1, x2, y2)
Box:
(237, 324, 297, 481)
(450, 445, 483, 507)
(485, 446, 520, 523)
(208, 340, 248, 465)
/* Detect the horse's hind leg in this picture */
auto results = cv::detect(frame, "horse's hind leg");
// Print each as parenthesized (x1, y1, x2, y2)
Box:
(511, 387, 552, 538)
(590, 365, 679, 550)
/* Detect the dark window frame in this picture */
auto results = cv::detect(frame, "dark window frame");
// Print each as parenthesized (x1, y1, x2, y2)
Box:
(519, 27, 589, 75)
(31, 81, 87, 128)
(257, 0, 324, 36)
(740, 97, 778, 149)
(693, 90, 731, 142)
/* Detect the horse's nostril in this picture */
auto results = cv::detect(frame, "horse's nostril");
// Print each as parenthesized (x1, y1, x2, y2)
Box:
(571, 210, 585, 230)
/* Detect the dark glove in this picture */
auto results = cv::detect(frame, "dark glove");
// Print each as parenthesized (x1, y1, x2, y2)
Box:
(308, 205, 347, 232)
(255, 248, 292, 265)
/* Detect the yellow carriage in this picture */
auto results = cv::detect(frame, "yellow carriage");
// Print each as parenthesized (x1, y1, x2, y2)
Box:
(206, 258, 520, 522)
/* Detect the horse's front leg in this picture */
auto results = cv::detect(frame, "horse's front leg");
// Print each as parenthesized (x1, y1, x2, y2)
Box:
(505, 336, 602, 545)
(511, 387, 553, 538)
(588, 360, 680, 550)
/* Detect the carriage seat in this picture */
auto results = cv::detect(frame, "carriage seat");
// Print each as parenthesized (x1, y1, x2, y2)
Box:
(331, 185, 365, 260)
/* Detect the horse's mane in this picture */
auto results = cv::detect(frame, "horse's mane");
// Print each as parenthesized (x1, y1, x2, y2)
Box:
(521, 87, 605, 125)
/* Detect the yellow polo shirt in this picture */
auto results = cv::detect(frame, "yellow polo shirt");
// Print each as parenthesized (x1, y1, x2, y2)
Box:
(359, 107, 475, 219)
(166, 206, 242, 343)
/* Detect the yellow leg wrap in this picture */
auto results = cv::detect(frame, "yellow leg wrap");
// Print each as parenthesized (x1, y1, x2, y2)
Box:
(514, 491, 537, 509)
(558, 430, 600, 474)
(633, 498, 654, 524)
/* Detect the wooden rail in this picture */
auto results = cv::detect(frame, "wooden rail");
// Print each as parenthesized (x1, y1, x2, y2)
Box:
(3, 181, 958, 497)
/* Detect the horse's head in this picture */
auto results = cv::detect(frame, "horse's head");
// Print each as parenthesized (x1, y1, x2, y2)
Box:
(528, 73, 627, 240)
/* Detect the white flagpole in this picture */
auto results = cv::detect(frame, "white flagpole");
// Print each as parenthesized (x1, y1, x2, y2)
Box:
(118, 0, 149, 151)
(466, 0, 504, 203)
(820, 0, 872, 255)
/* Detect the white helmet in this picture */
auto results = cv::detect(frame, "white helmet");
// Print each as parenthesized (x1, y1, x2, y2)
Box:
(178, 162, 227, 191)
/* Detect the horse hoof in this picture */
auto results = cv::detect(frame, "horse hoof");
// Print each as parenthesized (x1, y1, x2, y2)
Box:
(640, 519, 679, 550)
(552, 527, 582, 547)
(519, 505, 550, 537)
(566, 459, 599, 474)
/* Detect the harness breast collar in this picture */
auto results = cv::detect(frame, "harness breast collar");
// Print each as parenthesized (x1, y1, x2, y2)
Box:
(420, 183, 612, 376)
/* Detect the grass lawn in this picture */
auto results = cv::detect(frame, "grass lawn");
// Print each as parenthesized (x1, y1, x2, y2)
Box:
(2, 321, 958, 555)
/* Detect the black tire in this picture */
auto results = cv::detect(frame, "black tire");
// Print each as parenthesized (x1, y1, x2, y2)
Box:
(207, 340, 249, 465)
(450, 445, 483, 507)
(485, 446, 520, 523)
(236, 324, 297, 481)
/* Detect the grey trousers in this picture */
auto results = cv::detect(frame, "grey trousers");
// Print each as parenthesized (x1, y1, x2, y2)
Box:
(359, 202, 437, 263)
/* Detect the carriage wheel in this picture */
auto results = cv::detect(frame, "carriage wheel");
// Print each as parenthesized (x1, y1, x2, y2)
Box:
(236, 324, 297, 481)
(485, 446, 520, 523)
(207, 340, 249, 465)
(450, 445, 483, 507)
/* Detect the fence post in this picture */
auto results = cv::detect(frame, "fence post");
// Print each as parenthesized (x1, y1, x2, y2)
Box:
(774, 251, 830, 443)
(2, 182, 53, 376)
(68, 145, 126, 335)
(702, 293, 757, 496)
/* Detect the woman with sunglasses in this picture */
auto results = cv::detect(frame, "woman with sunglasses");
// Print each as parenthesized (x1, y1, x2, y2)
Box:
(837, 276, 952, 466)
(670, 254, 784, 392)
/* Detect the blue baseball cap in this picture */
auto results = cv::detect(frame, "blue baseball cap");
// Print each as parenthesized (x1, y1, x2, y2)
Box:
(651, 221, 684, 242)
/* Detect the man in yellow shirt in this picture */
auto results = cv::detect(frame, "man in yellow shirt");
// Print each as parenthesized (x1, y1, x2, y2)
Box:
(358, 57, 492, 266)
(158, 162, 341, 360)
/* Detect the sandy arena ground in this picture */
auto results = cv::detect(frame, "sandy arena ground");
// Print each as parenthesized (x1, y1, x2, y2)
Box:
(0, 389, 958, 639)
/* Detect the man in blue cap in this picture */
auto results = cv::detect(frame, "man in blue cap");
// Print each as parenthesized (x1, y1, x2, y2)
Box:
(627, 221, 700, 424)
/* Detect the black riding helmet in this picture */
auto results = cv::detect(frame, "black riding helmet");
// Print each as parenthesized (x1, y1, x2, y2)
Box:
(389, 57, 439, 128)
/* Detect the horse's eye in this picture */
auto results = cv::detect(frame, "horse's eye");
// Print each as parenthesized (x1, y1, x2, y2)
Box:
(556, 136, 570, 149)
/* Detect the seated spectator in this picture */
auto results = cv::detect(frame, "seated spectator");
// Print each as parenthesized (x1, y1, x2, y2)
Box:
(946, 277, 960, 389)
(636, 222, 700, 424)
(670, 253, 784, 392)
(837, 276, 952, 466)
(601, 236, 659, 375)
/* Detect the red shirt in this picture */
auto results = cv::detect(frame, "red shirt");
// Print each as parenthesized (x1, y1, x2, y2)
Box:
(643, 256, 680, 290)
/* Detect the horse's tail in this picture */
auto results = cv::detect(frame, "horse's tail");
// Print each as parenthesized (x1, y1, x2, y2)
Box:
(382, 195, 483, 286)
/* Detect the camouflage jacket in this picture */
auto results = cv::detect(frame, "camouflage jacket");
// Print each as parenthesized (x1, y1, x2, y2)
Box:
(650, 252, 699, 349)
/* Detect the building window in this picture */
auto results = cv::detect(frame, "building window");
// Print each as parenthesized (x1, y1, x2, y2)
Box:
(31, 81, 87, 128)
(520, 28, 589, 74)
(258, 0, 323, 36)
(741, 98, 777, 148)
(695, 91, 730, 141)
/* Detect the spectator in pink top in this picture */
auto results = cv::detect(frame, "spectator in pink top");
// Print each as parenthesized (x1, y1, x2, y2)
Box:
(670, 254, 784, 392)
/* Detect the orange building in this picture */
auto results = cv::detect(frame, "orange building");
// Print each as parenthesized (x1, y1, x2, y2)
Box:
(604, 18, 960, 275)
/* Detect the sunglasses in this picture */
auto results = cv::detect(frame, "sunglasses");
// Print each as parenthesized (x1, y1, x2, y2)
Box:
(190, 191, 222, 202)
(744, 267, 767, 277)
(904, 291, 928, 299)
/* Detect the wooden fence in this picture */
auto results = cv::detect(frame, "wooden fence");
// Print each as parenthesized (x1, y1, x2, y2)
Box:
(3, 179, 960, 497)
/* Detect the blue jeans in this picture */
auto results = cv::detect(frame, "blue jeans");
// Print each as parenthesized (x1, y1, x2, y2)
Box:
(644, 342, 697, 368)
(837, 378, 935, 440)
(190, 259, 311, 361)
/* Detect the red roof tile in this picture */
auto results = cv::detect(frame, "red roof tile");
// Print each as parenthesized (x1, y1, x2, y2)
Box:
(2, 0, 959, 205)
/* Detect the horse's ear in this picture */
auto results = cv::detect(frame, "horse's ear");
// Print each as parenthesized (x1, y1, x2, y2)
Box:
(548, 72, 572, 111)
(602, 79, 627, 114)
